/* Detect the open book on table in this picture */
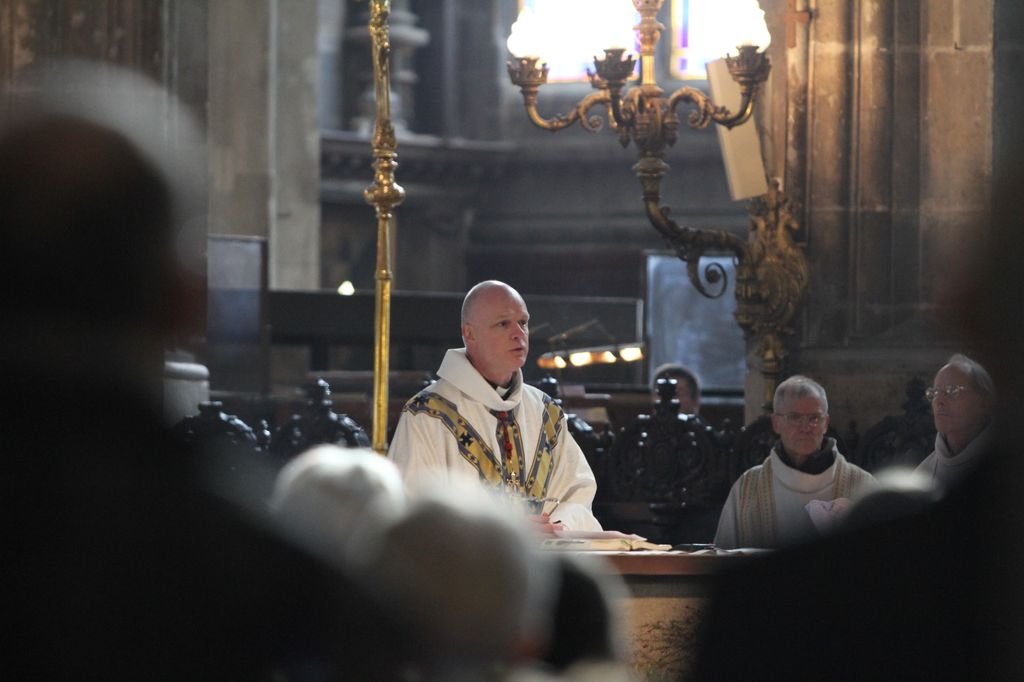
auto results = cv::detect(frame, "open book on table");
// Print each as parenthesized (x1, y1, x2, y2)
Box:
(539, 529, 672, 551)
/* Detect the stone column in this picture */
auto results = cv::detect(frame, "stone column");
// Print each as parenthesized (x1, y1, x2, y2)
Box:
(207, 0, 321, 290)
(318, 0, 348, 131)
(849, 0, 895, 337)
(275, 0, 322, 290)
(918, 0, 994, 304)
(780, 0, 997, 433)
(801, 1, 853, 348)
(207, 0, 276, 243)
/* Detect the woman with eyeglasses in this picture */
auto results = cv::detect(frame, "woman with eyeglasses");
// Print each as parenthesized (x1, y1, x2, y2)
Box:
(915, 354, 996, 491)
(713, 375, 879, 549)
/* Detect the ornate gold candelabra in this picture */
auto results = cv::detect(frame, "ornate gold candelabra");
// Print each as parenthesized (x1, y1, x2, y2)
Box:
(364, 0, 405, 452)
(507, 0, 807, 406)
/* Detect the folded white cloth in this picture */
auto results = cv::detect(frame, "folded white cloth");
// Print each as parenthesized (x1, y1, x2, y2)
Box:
(805, 497, 851, 534)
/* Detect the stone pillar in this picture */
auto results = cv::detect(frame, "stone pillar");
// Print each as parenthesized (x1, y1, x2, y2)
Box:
(318, 0, 348, 131)
(208, 0, 321, 290)
(849, 0, 896, 337)
(918, 0, 994, 303)
(774, 0, 997, 432)
(275, 0, 322, 290)
(993, 0, 1024, 190)
(801, 1, 853, 348)
(889, 1, 924, 326)
(207, 0, 276, 243)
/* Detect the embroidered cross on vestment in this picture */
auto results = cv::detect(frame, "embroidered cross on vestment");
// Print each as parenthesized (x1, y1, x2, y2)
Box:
(492, 409, 522, 491)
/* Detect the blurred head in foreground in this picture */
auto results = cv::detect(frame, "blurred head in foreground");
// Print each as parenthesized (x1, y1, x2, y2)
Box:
(361, 475, 558, 679)
(270, 445, 407, 568)
(0, 59, 203, 391)
(841, 467, 942, 532)
(541, 552, 631, 673)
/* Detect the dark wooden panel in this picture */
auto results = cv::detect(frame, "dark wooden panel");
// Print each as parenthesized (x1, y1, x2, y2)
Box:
(466, 245, 648, 299)
(267, 290, 643, 352)
(267, 290, 462, 347)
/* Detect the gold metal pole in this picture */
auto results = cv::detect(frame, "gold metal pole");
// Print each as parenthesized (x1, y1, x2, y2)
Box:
(363, 0, 405, 453)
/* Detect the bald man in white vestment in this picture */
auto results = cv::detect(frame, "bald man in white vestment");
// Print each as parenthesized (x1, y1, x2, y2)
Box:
(388, 280, 601, 532)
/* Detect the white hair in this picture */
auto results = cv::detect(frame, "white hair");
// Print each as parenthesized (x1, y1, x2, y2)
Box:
(773, 375, 829, 414)
(269, 445, 407, 569)
(944, 353, 996, 399)
(359, 477, 557, 670)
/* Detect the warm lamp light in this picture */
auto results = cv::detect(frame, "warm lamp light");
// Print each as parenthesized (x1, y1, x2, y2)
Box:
(568, 351, 592, 367)
(506, 7, 546, 60)
(732, 0, 772, 51)
(508, 1, 638, 70)
(537, 353, 568, 370)
(618, 345, 644, 362)
(689, 0, 771, 59)
(537, 343, 644, 370)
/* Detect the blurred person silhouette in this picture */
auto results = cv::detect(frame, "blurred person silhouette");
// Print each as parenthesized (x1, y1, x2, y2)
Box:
(360, 474, 560, 681)
(915, 353, 996, 491)
(694, 143, 1024, 682)
(839, 467, 942, 533)
(713, 375, 878, 549)
(269, 444, 407, 569)
(538, 552, 632, 677)
(388, 280, 602, 533)
(0, 60, 406, 680)
(651, 362, 701, 415)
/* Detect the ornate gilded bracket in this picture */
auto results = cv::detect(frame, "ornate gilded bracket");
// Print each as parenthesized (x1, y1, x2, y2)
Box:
(734, 183, 809, 404)
(648, 179, 808, 406)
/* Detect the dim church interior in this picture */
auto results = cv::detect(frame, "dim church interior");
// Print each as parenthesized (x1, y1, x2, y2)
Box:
(2, 0, 1021, 543)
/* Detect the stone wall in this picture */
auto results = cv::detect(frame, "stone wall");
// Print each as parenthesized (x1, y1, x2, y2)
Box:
(759, 0, 1000, 430)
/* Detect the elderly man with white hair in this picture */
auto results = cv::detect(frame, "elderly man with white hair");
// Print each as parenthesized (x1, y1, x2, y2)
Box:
(915, 353, 996, 491)
(714, 375, 879, 549)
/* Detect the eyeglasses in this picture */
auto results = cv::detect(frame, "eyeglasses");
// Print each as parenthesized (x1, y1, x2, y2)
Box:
(925, 384, 972, 401)
(779, 412, 827, 428)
